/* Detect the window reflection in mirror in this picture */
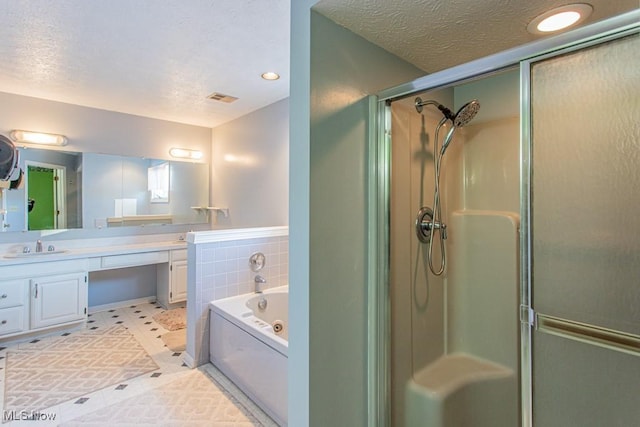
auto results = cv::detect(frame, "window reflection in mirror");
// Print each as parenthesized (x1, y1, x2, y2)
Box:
(148, 161, 170, 203)
(85, 153, 209, 228)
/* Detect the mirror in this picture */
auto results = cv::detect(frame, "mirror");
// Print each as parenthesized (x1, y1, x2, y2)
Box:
(2, 147, 82, 231)
(84, 153, 209, 228)
(0, 147, 209, 232)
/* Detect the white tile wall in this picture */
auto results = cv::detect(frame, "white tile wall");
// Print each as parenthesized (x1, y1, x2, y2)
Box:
(198, 236, 288, 301)
(187, 232, 288, 366)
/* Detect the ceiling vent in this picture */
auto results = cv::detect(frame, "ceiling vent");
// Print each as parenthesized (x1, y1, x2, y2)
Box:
(206, 92, 238, 103)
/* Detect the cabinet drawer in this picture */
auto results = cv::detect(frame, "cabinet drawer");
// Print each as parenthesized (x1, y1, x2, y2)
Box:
(101, 251, 169, 269)
(171, 249, 187, 262)
(0, 306, 27, 335)
(0, 280, 27, 309)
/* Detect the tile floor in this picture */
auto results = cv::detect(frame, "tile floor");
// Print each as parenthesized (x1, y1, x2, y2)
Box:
(0, 302, 278, 426)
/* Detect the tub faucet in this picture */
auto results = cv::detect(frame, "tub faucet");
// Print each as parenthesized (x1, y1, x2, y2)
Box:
(35, 240, 43, 253)
(254, 275, 267, 293)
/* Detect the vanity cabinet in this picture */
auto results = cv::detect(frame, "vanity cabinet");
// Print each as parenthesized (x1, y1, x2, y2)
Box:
(157, 249, 188, 308)
(170, 258, 188, 303)
(0, 240, 187, 341)
(31, 272, 88, 329)
(0, 259, 89, 340)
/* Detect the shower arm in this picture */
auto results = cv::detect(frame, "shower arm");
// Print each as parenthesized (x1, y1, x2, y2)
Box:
(414, 97, 455, 120)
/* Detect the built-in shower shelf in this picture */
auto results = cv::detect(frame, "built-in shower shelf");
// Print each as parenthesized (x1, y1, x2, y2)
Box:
(191, 206, 229, 218)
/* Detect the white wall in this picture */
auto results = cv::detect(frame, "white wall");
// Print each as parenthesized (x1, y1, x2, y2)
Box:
(0, 91, 212, 160)
(294, 9, 424, 426)
(211, 98, 288, 228)
(89, 265, 157, 308)
(289, 2, 314, 425)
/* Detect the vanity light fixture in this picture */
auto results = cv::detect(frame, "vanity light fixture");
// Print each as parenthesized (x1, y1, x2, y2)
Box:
(527, 4, 593, 35)
(10, 130, 68, 146)
(169, 147, 203, 160)
(261, 71, 280, 81)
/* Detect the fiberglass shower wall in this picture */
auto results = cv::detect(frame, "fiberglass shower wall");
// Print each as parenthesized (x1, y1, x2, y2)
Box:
(390, 89, 450, 427)
(390, 69, 521, 426)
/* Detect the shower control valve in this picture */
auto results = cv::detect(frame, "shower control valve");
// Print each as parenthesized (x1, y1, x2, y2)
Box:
(415, 206, 447, 243)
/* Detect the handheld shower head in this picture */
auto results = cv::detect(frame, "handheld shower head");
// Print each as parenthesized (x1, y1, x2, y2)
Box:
(440, 99, 481, 155)
(414, 97, 455, 121)
(453, 99, 480, 127)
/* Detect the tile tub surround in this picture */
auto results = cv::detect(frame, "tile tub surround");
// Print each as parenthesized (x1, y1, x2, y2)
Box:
(186, 226, 289, 367)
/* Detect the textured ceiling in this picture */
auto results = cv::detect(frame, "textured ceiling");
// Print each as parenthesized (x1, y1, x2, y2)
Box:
(314, 0, 638, 73)
(0, 1, 635, 130)
(0, 1, 290, 128)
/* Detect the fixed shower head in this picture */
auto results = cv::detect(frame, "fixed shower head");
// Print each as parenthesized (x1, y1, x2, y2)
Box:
(452, 100, 480, 127)
(414, 97, 455, 121)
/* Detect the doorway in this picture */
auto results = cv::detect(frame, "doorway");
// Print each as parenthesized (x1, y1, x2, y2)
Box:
(25, 161, 66, 230)
(372, 13, 639, 427)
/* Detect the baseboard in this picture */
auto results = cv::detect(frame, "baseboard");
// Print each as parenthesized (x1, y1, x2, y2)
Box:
(183, 352, 196, 369)
(89, 296, 157, 314)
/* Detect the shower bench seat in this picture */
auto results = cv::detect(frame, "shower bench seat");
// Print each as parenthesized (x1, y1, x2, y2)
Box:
(406, 353, 517, 427)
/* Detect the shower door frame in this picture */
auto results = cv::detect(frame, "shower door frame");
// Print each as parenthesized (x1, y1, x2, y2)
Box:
(368, 11, 640, 427)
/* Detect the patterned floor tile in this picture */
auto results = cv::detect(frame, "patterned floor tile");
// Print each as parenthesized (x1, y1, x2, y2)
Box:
(0, 303, 275, 426)
(4, 325, 159, 415)
(61, 369, 263, 426)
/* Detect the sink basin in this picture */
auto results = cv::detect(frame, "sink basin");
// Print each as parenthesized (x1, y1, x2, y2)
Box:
(4, 249, 69, 258)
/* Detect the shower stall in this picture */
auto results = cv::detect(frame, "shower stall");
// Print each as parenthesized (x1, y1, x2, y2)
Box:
(370, 11, 639, 427)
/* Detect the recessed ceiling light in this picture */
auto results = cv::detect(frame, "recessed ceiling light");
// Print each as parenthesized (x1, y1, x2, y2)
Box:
(261, 72, 280, 81)
(527, 3, 593, 35)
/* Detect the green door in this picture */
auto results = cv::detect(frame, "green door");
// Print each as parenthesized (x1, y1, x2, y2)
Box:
(27, 166, 55, 230)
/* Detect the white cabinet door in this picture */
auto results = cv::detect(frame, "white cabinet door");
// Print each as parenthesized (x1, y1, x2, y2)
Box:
(169, 260, 188, 303)
(31, 272, 88, 329)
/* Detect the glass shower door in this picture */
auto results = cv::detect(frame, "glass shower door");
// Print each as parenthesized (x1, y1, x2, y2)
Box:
(526, 32, 640, 426)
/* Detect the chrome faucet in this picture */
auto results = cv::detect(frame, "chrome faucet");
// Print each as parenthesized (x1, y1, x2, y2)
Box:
(35, 240, 43, 253)
(254, 275, 267, 293)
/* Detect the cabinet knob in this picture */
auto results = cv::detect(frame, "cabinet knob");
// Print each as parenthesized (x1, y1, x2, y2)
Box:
(0, 294, 6, 299)
(1, 320, 6, 325)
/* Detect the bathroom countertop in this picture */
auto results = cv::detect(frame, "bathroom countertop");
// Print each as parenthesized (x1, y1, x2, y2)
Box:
(0, 238, 188, 267)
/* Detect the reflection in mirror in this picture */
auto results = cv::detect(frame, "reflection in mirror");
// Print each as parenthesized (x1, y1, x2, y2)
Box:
(3, 147, 82, 231)
(84, 153, 209, 228)
(0, 146, 209, 233)
(148, 161, 170, 203)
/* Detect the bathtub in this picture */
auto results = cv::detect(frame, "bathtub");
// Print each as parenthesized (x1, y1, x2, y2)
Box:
(210, 286, 288, 426)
